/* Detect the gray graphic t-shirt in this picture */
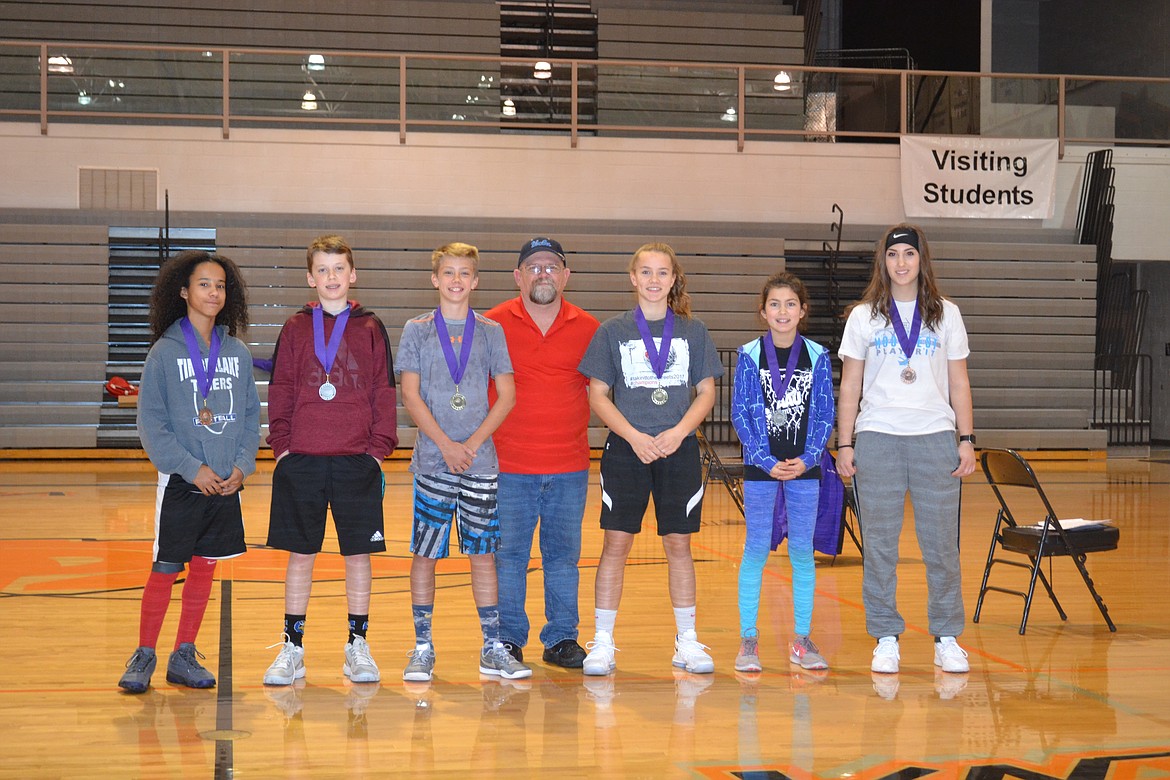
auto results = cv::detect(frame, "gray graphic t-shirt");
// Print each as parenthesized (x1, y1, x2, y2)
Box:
(578, 309, 723, 436)
(396, 310, 513, 474)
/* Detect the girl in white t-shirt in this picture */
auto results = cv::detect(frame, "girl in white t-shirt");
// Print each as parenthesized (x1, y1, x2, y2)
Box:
(836, 224, 976, 677)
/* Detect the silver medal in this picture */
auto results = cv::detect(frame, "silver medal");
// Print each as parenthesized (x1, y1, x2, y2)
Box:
(651, 387, 668, 406)
(451, 390, 467, 411)
(319, 381, 337, 401)
(900, 367, 917, 384)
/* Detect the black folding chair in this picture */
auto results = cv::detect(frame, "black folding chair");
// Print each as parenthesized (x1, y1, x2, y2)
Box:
(973, 448, 1118, 635)
(697, 428, 744, 517)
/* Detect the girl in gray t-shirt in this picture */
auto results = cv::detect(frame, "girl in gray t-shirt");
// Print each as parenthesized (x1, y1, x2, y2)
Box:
(576, 242, 723, 677)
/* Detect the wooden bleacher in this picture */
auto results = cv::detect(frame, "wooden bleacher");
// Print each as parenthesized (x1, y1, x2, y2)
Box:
(0, 215, 1106, 452)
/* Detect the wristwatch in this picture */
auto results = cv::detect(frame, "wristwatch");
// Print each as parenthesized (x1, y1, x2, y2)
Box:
(958, 434, 976, 445)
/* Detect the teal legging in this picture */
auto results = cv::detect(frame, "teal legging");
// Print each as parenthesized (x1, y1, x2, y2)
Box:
(738, 478, 819, 636)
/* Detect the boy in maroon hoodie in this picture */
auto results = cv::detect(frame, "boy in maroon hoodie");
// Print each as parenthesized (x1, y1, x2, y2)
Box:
(262, 235, 398, 686)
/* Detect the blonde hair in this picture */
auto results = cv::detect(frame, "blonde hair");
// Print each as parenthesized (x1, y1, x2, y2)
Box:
(306, 234, 353, 272)
(431, 242, 479, 274)
(628, 242, 692, 318)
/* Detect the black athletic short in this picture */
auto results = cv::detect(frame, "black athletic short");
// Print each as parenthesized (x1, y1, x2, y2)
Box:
(154, 472, 246, 564)
(267, 453, 387, 555)
(597, 433, 703, 536)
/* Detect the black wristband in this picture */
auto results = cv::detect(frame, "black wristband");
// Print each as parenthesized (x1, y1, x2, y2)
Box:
(837, 444, 854, 449)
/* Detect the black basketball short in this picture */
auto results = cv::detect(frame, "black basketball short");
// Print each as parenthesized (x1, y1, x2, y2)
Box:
(267, 453, 387, 556)
(597, 433, 703, 536)
(154, 472, 246, 564)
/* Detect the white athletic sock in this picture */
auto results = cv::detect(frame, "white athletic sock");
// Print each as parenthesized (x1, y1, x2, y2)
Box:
(595, 608, 618, 635)
(673, 605, 697, 635)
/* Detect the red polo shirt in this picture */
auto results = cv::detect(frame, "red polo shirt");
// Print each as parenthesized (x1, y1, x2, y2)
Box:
(486, 296, 600, 474)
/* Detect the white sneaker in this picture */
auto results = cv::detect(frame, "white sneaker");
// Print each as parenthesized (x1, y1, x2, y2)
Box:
(870, 636, 900, 674)
(264, 636, 306, 686)
(672, 629, 715, 674)
(933, 636, 970, 673)
(582, 631, 617, 676)
(343, 636, 381, 683)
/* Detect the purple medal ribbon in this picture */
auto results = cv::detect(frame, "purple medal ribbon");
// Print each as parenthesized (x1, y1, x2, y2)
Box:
(312, 304, 351, 377)
(889, 297, 922, 365)
(179, 316, 222, 412)
(762, 331, 804, 549)
(433, 307, 476, 387)
(633, 307, 675, 379)
(762, 330, 804, 406)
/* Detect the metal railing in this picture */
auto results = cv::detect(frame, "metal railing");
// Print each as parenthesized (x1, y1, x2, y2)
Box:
(4, 41, 1170, 155)
(1093, 353, 1152, 447)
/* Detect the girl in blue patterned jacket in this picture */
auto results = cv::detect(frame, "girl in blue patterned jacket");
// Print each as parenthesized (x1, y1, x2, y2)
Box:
(731, 272, 835, 673)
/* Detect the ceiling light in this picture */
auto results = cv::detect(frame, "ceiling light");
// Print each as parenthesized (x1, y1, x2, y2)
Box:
(502, 98, 516, 117)
(77, 91, 92, 106)
(721, 107, 737, 122)
(47, 55, 74, 75)
(306, 54, 325, 72)
(534, 61, 552, 79)
(301, 90, 318, 110)
(773, 71, 792, 92)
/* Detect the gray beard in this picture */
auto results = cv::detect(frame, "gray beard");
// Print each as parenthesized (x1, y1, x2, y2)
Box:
(528, 283, 557, 305)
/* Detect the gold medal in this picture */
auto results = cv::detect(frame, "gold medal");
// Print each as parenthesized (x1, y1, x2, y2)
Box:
(198, 406, 213, 425)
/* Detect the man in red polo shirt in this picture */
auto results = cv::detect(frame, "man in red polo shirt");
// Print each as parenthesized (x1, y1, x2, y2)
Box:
(487, 237, 600, 668)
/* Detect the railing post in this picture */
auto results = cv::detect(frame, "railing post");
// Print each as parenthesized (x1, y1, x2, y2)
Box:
(900, 70, 907, 135)
(571, 60, 578, 149)
(1058, 75, 1066, 159)
(39, 44, 48, 135)
(221, 50, 230, 139)
(737, 66, 745, 152)
(399, 55, 407, 145)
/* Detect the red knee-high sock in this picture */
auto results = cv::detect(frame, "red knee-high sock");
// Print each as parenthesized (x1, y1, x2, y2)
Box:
(139, 570, 180, 649)
(175, 556, 217, 649)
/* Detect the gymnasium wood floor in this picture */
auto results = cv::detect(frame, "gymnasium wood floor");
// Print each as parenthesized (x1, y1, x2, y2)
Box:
(1, 452, 1168, 779)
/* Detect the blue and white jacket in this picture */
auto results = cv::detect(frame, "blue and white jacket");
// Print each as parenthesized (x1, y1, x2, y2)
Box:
(731, 334, 835, 475)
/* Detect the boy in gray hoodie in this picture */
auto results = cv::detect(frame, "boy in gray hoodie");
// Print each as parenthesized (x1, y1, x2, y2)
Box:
(118, 250, 261, 693)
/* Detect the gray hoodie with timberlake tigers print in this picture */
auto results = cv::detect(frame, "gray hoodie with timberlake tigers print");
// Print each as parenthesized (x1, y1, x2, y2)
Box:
(136, 319, 262, 482)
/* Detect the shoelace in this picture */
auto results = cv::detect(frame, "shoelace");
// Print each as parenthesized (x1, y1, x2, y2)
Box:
(126, 650, 153, 671)
(350, 642, 377, 667)
(265, 633, 294, 652)
(586, 636, 619, 653)
(177, 645, 207, 664)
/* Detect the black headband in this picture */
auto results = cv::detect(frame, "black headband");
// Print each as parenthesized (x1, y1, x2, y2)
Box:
(885, 229, 920, 251)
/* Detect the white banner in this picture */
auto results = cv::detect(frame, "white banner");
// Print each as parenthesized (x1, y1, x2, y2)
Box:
(900, 136, 1058, 219)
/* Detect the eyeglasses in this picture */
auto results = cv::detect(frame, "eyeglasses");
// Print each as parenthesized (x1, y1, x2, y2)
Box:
(521, 263, 564, 276)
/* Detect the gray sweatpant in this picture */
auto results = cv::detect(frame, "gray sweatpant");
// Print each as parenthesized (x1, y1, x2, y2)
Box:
(854, 430, 964, 639)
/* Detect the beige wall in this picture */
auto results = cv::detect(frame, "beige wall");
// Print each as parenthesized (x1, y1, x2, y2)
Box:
(1, 122, 1168, 261)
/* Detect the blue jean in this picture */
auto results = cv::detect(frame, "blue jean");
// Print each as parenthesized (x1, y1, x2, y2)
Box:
(496, 470, 589, 649)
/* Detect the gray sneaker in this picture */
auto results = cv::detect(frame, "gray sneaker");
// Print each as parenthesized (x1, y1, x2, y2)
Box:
(403, 642, 436, 682)
(167, 643, 216, 688)
(118, 646, 157, 693)
(343, 636, 381, 683)
(735, 636, 762, 673)
(789, 635, 829, 671)
(479, 640, 533, 680)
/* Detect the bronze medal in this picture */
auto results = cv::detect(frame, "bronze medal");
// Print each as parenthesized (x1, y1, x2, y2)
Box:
(901, 367, 917, 384)
(198, 405, 213, 426)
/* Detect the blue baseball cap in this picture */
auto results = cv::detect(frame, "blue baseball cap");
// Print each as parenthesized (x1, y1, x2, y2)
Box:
(518, 237, 566, 267)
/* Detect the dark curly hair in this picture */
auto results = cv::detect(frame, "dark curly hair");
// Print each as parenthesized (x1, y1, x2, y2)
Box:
(149, 250, 249, 344)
